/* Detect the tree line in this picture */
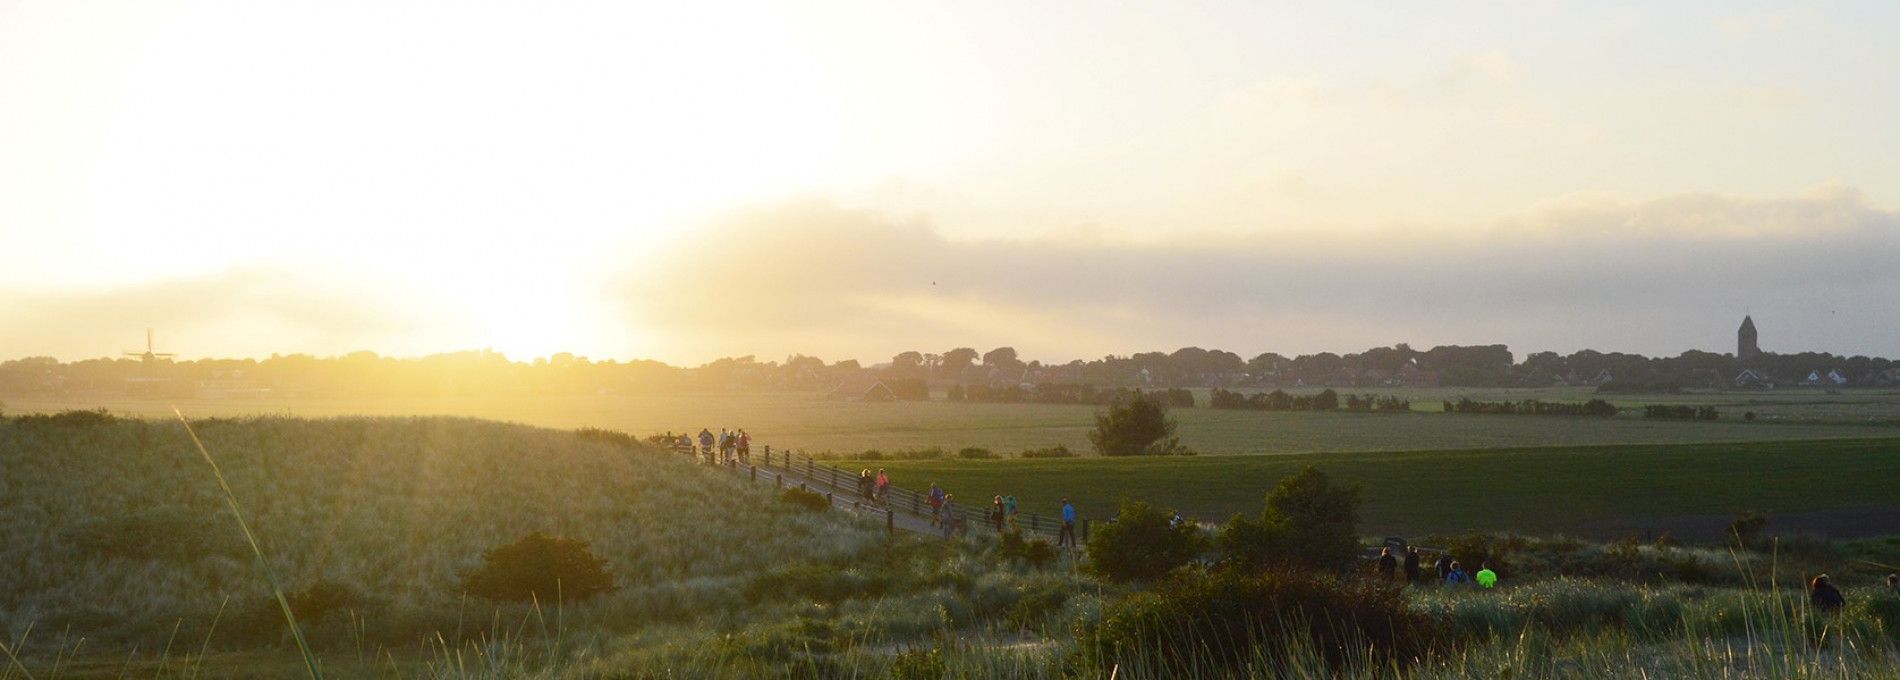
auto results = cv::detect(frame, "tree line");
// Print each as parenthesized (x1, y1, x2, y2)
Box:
(1209, 388, 1411, 413)
(1441, 398, 1619, 418)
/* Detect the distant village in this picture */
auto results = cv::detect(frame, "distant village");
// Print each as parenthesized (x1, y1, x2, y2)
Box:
(1, 317, 1896, 402)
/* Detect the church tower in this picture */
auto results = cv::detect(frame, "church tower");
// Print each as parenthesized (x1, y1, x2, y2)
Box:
(1738, 315, 1760, 360)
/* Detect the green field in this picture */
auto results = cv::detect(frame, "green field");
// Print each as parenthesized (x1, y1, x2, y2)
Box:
(10, 387, 1900, 457)
(846, 438, 1900, 540)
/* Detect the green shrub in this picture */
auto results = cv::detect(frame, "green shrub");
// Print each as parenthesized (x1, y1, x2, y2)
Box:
(781, 487, 832, 512)
(957, 447, 996, 459)
(12, 408, 118, 427)
(997, 530, 1059, 570)
(1017, 444, 1075, 459)
(1086, 500, 1201, 582)
(458, 532, 615, 603)
(1217, 467, 1362, 572)
(1081, 569, 1442, 674)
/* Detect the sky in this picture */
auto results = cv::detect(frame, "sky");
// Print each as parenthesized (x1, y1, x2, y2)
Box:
(3, 0, 1898, 365)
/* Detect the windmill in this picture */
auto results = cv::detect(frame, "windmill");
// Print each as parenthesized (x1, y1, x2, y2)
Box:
(124, 328, 177, 365)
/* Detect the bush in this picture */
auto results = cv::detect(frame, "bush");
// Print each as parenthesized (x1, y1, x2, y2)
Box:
(1088, 393, 1182, 456)
(1081, 569, 1442, 674)
(1086, 500, 1201, 582)
(1017, 444, 1075, 458)
(1217, 467, 1362, 572)
(458, 532, 615, 603)
(957, 447, 996, 459)
(12, 408, 118, 427)
(998, 530, 1059, 570)
(781, 487, 832, 512)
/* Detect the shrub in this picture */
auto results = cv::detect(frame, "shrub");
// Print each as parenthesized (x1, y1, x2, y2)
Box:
(1081, 569, 1442, 674)
(1018, 444, 1075, 458)
(957, 447, 996, 459)
(998, 530, 1059, 570)
(781, 487, 832, 512)
(1086, 500, 1201, 582)
(458, 532, 615, 603)
(1088, 392, 1182, 456)
(1217, 467, 1362, 572)
(12, 408, 118, 427)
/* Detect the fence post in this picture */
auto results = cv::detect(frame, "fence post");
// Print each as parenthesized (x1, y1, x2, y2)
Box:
(887, 509, 895, 536)
(764, 445, 772, 466)
(1082, 519, 1090, 543)
(826, 492, 834, 507)
(750, 465, 757, 482)
(776, 474, 782, 489)
(1031, 514, 1040, 533)
(806, 459, 814, 479)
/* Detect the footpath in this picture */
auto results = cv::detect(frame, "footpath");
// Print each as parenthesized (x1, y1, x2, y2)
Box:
(675, 442, 1089, 543)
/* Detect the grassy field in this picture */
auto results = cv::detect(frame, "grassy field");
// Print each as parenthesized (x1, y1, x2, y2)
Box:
(846, 438, 1900, 540)
(9, 388, 1900, 457)
(5, 414, 1899, 678)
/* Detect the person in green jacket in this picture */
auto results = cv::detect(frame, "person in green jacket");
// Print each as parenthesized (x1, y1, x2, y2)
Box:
(1475, 562, 1499, 589)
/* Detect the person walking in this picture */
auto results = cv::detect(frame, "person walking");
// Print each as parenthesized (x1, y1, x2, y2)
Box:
(1475, 562, 1499, 589)
(857, 469, 874, 501)
(1434, 551, 1454, 584)
(1404, 546, 1423, 584)
(990, 496, 1007, 532)
(928, 482, 946, 526)
(875, 468, 890, 504)
(941, 494, 959, 539)
(1058, 498, 1078, 548)
(1377, 547, 1398, 581)
(1445, 561, 1470, 586)
(1810, 574, 1845, 612)
(698, 428, 714, 463)
(736, 429, 751, 464)
(1005, 495, 1019, 532)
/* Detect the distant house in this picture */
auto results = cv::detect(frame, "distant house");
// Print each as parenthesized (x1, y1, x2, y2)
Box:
(1734, 369, 1773, 389)
(1590, 369, 1614, 386)
(828, 374, 896, 402)
(1827, 369, 1849, 386)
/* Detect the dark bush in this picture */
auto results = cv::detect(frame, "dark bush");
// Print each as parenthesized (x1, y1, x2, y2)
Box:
(574, 427, 640, 449)
(1080, 569, 1443, 674)
(957, 447, 996, 459)
(1218, 467, 1362, 572)
(458, 532, 615, 603)
(1086, 500, 1201, 582)
(12, 408, 118, 427)
(781, 487, 832, 512)
(998, 530, 1059, 570)
(1017, 444, 1075, 458)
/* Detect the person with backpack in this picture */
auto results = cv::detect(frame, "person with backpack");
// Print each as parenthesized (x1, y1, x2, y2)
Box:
(928, 482, 946, 526)
(1058, 498, 1078, 548)
(1810, 574, 1845, 612)
(1445, 561, 1470, 586)
(1434, 551, 1454, 584)
(1377, 547, 1398, 581)
(1404, 546, 1423, 584)
(1475, 562, 1499, 589)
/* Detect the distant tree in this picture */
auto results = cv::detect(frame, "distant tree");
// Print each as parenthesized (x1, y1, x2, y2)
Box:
(982, 347, 1022, 369)
(941, 348, 979, 373)
(1088, 392, 1181, 456)
(1312, 389, 1339, 411)
(892, 351, 924, 369)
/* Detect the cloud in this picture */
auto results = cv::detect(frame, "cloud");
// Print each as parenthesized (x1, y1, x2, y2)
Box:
(624, 191, 1900, 362)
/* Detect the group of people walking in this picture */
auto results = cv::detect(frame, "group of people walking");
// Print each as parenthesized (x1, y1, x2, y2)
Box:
(1377, 546, 1499, 588)
(680, 427, 750, 465)
(920, 481, 1079, 546)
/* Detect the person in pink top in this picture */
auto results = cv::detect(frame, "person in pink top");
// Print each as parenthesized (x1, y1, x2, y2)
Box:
(875, 468, 890, 503)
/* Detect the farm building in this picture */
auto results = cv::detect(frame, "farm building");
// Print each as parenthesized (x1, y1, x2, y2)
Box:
(828, 374, 897, 402)
(1733, 369, 1773, 389)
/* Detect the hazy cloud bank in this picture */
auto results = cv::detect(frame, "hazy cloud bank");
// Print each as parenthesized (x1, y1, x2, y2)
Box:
(627, 189, 1900, 363)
